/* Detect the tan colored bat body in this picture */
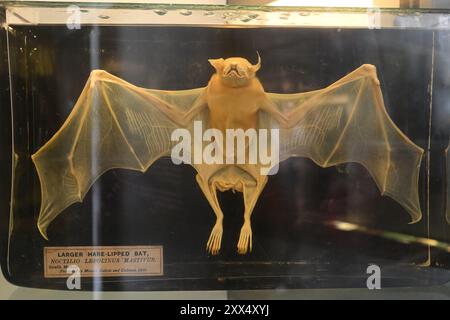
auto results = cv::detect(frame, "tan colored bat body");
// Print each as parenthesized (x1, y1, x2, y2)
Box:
(32, 56, 424, 255)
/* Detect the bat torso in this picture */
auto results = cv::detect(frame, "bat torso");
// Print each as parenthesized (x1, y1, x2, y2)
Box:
(206, 74, 265, 134)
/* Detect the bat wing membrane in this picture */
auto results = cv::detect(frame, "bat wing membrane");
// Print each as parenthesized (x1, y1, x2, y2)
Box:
(32, 70, 206, 238)
(264, 64, 423, 222)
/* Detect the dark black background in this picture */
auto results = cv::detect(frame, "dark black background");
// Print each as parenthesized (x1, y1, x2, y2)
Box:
(1, 24, 449, 290)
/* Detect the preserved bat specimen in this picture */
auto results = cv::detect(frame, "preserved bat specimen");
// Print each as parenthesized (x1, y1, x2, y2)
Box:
(32, 56, 423, 254)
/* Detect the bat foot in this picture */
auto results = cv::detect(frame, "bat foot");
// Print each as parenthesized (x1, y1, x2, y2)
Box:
(206, 223, 223, 255)
(237, 222, 252, 255)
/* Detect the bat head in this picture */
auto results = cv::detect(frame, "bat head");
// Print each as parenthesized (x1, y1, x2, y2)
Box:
(208, 53, 261, 87)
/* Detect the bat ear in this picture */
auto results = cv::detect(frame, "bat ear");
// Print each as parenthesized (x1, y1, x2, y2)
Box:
(208, 58, 224, 71)
(250, 51, 261, 73)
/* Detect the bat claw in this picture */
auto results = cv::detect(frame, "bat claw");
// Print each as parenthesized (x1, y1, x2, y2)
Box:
(237, 223, 252, 255)
(89, 69, 108, 89)
(206, 223, 223, 255)
(361, 64, 380, 85)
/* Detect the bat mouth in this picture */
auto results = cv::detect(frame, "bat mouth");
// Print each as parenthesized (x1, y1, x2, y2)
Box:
(226, 69, 241, 77)
(224, 65, 245, 78)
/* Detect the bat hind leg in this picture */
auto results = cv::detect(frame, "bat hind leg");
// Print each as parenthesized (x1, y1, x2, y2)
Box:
(237, 175, 268, 255)
(196, 174, 224, 255)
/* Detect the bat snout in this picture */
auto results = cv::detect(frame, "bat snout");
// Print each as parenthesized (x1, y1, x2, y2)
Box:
(225, 66, 242, 77)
